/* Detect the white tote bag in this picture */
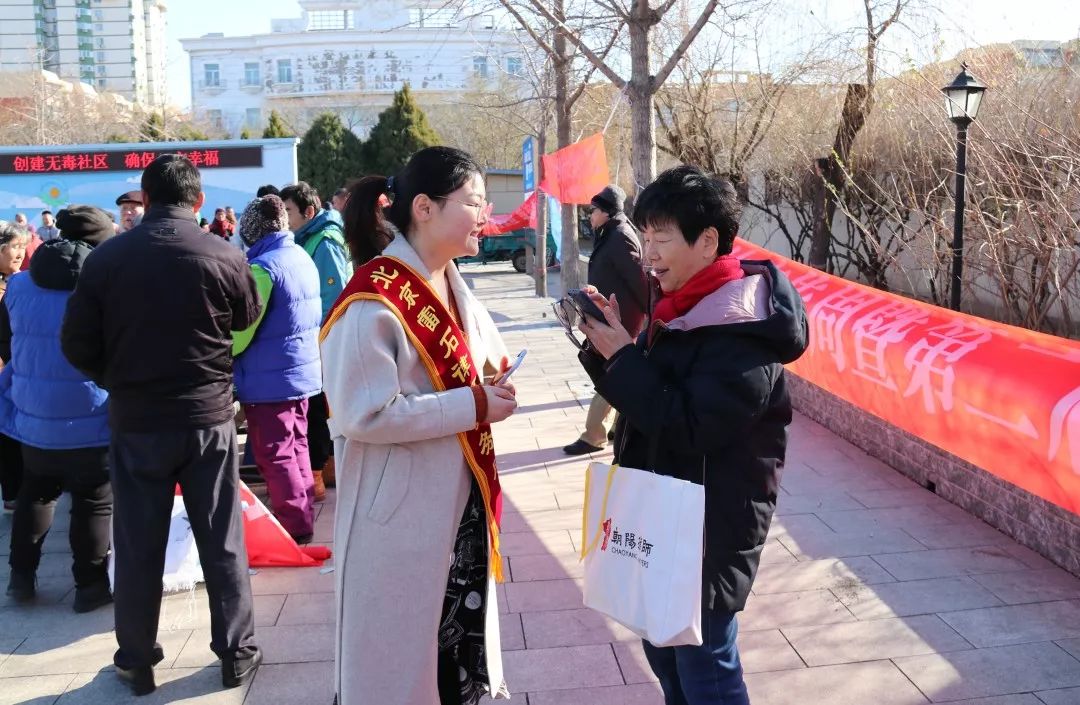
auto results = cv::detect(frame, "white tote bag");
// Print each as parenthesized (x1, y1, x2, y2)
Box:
(580, 462, 705, 647)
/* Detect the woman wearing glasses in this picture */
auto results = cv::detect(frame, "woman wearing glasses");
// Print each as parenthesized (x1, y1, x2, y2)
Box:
(576, 166, 808, 705)
(323, 146, 516, 705)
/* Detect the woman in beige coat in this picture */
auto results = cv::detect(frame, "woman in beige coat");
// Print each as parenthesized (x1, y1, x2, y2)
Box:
(321, 147, 518, 705)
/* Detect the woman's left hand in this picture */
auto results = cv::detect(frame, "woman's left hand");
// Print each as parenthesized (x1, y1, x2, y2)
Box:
(579, 292, 634, 360)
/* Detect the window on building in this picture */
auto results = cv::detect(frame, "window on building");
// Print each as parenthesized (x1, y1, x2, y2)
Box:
(95, 23, 103, 31)
(95, 37, 104, 48)
(481, 15, 495, 29)
(207, 109, 223, 128)
(308, 10, 349, 30)
(96, 51, 105, 61)
(246, 108, 261, 128)
(277, 59, 292, 83)
(204, 63, 220, 87)
(473, 56, 489, 79)
(96, 65, 105, 75)
(506, 56, 522, 76)
(244, 62, 260, 86)
(97, 78, 106, 87)
(93, 9, 103, 19)
(409, 8, 455, 27)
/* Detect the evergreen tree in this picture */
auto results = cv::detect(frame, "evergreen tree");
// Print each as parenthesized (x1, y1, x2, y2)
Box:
(361, 85, 440, 175)
(140, 112, 168, 142)
(262, 110, 294, 138)
(297, 112, 363, 202)
(176, 123, 209, 141)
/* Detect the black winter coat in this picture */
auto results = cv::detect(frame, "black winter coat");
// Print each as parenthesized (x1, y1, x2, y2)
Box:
(588, 212, 649, 336)
(580, 260, 809, 613)
(61, 205, 260, 432)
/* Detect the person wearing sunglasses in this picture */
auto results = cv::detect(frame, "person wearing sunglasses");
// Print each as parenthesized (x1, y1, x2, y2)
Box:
(562, 184, 648, 456)
(575, 166, 808, 705)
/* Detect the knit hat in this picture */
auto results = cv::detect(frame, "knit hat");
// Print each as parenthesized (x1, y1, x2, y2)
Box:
(591, 185, 626, 216)
(239, 195, 289, 247)
(56, 205, 114, 248)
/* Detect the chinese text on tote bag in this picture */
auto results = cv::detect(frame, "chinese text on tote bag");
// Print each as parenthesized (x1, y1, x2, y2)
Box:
(580, 462, 705, 647)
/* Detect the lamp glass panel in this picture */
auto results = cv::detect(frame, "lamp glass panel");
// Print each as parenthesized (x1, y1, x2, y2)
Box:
(965, 90, 984, 120)
(944, 88, 967, 119)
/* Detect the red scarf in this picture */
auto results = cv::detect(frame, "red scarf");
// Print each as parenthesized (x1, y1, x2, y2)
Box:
(652, 255, 745, 327)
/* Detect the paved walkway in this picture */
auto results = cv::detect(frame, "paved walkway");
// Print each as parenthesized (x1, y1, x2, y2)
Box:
(3, 262, 1080, 704)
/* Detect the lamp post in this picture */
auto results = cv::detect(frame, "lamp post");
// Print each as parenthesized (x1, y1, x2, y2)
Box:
(941, 63, 986, 311)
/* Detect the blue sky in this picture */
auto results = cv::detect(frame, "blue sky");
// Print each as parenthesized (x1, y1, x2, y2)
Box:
(165, 0, 1080, 110)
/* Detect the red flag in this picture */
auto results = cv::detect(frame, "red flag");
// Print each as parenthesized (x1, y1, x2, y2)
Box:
(482, 191, 538, 236)
(539, 133, 611, 204)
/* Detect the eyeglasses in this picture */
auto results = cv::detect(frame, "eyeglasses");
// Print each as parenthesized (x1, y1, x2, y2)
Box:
(433, 196, 494, 221)
(551, 297, 588, 351)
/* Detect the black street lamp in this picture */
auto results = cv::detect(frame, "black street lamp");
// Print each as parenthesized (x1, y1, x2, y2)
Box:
(942, 63, 986, 311)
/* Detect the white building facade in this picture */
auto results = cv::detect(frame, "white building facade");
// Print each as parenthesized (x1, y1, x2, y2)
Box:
(180, 0, 525, 137)
(0, 0, 168, 107)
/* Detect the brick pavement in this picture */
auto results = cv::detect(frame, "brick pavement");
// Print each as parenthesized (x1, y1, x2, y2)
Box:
(2, 261, 1080, 704)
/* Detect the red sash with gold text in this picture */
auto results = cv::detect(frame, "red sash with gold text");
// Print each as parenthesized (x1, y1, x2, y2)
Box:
(320, 255, 504, 582)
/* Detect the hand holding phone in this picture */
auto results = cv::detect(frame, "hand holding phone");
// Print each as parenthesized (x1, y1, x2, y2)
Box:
(569, 289, 609, 324)
(496, 349, 527, 384)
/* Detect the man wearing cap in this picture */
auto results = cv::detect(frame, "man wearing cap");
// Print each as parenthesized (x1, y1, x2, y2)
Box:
(1, 205, 115, 612)
(115, 191, 144, 233)
(563, 184, 649, 456)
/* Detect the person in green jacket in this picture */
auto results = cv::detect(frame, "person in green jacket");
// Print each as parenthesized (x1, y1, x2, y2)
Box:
(279, 182, 352, 320)
(279, 181, 351, 493)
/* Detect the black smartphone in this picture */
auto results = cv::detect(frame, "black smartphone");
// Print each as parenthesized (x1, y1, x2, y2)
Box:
(568, 289, 608, 322)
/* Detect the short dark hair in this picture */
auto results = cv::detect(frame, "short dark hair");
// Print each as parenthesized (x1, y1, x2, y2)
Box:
(41, 210, 52, 217)
(343, 147, 484, 265)
(256, 184, 280, 198)
(141, 154, 201, 208)
(632, 166, 742, 255)
(279, 182, 321, 216)
(333, 187, 349, 199)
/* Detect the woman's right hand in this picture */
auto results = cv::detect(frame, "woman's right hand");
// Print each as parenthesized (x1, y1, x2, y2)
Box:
(483, 384, 517, 423)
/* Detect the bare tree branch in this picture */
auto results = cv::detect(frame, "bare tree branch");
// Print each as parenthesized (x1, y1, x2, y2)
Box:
(520, 0, 627, 87)
(654, 0, 722, 89)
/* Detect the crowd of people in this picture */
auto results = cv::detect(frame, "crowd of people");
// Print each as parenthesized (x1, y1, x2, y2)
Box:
(0, 145, 807, 705)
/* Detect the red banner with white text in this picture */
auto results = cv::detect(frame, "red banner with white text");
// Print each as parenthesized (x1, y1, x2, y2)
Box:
(731, 239, 1080, 515)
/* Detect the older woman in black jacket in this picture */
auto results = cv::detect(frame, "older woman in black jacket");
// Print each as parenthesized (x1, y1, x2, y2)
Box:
(578, 166, 809, 705)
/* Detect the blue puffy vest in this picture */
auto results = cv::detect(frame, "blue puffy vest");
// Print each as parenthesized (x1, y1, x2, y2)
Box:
(2, 272, 110, 449)
(234, 231, 323, 403)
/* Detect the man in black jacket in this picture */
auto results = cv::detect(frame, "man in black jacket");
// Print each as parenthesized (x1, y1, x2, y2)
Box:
(577, 166, 809, 705)
(564, 185, 649, 456)
(62, 155, 263, 696)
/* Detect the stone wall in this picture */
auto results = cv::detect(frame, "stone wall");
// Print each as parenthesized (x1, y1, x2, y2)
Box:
(787, 372, 1080, 577)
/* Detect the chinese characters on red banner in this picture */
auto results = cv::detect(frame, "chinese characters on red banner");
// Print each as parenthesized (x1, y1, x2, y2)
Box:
(732, 239, 1080, 514)
(1, 146, 260, 175)
(12, 153, 110, 173)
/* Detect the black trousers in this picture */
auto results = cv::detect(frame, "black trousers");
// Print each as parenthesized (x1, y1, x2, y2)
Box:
(8, 445, 112, 588)
(109, 420, 257, 669)
(0, 433, 23, 503)
(307, 391, 332, 471)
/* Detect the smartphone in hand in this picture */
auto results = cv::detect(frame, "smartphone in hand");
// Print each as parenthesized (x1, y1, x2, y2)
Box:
(496, 349, 527, 384)
(568, 289, 608, 323)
